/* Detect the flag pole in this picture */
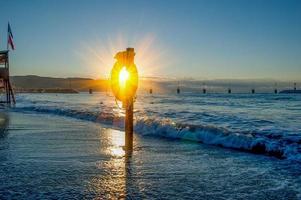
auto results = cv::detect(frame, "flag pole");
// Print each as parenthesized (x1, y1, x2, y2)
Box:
(7, 23, 9, 50)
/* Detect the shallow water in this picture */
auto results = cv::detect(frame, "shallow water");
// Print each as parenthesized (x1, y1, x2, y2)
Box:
(0, 112, 300, 199)
(11, 92, 301, 161)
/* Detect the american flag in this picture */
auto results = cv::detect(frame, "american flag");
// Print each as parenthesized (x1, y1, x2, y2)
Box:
(7, 23, 15, 50)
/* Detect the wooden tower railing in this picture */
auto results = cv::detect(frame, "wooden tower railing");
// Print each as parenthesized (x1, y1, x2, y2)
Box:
(0, 50, 15, 104)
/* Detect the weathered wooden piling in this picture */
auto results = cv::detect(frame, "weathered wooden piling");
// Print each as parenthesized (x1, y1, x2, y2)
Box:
(125, 97, 134, 151)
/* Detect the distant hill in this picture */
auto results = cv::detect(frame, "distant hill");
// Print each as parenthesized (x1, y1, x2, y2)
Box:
(10, 75, 170, 93)
(11, 75, 108, 92)
(9, 75, 300, 94)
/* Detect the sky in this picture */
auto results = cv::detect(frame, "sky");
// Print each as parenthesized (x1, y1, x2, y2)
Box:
(0, 0, 300, 80)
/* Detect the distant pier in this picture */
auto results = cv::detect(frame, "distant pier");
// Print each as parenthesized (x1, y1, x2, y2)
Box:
(280, 82, 301, 94)
(280, 90, 301, 94)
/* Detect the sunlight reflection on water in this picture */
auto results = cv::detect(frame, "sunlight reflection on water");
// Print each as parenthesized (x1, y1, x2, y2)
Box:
(86, 129, 129, 198)
(106, 129, 125, 157)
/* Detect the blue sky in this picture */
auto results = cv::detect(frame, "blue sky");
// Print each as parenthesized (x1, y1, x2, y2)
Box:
(0, 0, 300, 80)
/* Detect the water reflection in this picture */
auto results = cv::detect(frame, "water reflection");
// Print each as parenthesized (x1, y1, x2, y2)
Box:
(106, 129, 125, 157)
(86, 129, 135, 199)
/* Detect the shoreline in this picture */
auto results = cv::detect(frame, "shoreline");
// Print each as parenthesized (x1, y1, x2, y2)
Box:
(0, 111, 300, 199)
(11, 104, 301, 163)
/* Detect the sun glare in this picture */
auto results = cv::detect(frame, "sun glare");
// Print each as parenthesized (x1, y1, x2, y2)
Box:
(78, 33, 170, 80)
(119, 67, 129, 88)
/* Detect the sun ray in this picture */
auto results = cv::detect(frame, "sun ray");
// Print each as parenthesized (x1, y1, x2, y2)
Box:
(76, 33, 172, 80)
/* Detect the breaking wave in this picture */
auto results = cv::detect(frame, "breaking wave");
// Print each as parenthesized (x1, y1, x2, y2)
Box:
(12, 105, 301, 163)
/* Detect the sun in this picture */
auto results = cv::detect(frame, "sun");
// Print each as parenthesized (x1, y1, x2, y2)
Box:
(119, 66, 129, 89)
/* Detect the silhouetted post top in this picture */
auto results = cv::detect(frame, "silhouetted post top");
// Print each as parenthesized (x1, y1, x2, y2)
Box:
(114, 48, 135, 66)
(127, 47, 134, 52)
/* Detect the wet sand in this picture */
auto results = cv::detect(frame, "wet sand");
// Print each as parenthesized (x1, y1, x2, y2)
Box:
(0, 112, 300, 199)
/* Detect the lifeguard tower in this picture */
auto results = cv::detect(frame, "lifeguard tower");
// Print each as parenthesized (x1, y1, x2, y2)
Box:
(0, 50, 15, 104)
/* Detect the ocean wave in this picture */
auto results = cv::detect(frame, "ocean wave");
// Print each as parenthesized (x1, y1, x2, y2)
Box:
(11, 105, 301, 162)
(135, 118, 301, 161)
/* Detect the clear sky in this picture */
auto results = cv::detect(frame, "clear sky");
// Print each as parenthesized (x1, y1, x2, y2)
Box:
(0, 0, 300, 80)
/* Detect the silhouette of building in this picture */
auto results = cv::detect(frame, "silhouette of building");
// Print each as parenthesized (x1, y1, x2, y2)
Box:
(0, 50, 15, 104)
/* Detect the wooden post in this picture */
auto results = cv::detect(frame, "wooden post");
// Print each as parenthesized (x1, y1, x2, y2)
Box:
(8, 82, 15, 104)
(111, 48, 137, 152)
(5, 81, 9, 103)
(177, 82, 180, 94)
(125, 97, 134, 151)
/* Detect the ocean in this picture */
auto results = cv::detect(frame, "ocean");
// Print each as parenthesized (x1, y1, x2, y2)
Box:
(0, 92, 301, 199)
(12, 92, 301, 161)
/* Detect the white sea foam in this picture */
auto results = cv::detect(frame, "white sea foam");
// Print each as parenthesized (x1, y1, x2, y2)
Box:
(12, 101, 301, 162)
